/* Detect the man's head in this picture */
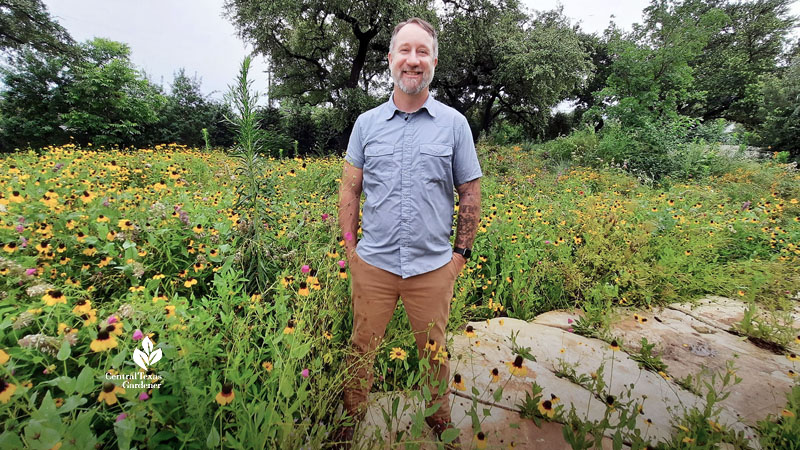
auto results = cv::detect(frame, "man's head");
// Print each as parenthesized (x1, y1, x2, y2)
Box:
(388, 18, 438, 96)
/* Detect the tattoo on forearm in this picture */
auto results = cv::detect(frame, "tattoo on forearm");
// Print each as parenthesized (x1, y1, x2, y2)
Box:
(455, 204, 480, 248)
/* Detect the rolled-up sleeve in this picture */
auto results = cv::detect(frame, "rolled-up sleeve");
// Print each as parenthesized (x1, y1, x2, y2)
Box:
(452, 115, 482, 186)
(345, 116, 365, 169)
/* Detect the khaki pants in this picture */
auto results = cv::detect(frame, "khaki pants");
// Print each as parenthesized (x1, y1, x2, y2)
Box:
(343, 251, 459, 423)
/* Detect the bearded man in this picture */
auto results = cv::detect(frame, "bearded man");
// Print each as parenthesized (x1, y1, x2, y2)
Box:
(335, 17, 482, 448)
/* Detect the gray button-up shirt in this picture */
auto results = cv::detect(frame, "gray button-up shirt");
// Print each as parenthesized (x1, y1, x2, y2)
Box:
(345, 94, 482, 279)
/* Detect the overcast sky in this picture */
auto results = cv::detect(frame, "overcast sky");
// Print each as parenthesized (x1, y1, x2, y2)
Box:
(42, 0, 798, 104)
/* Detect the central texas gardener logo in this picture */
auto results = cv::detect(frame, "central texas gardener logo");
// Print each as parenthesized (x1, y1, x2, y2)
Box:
(133, 336, 162, 370)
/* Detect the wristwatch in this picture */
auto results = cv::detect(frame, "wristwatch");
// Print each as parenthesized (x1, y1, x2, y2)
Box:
(453, 247, 472, 259)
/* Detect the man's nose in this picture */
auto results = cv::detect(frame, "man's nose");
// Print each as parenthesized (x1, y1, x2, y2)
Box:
(407, 51, 420, 65)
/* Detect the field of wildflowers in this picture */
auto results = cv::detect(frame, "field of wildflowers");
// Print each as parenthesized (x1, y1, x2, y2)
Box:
(0, 142, 799, 448)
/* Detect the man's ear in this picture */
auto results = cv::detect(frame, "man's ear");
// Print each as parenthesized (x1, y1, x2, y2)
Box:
(434, 57, 438, 68)
(388, 51, 393, 65)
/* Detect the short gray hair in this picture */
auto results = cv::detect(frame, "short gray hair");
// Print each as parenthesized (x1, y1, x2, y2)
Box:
(389, 17, 438, 59)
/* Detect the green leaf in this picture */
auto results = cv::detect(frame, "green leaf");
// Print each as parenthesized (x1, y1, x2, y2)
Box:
(75, 366, 94, 395)
(483, 408, 492, 417)
(422, 385, 432, 402)
(0, 431, 24, 449)
(114, 416, 135, 450)
(441, 428, 460, 443)
(423, 403, 441, 418)
(471, 386, 480, 396)
(493, 386, 504, 402)
(57, 339, 71, 361)
(58, 395, 87, 414)
(206, 427, 220, 448)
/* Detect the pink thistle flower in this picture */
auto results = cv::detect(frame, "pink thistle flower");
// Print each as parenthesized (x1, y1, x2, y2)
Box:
(301, 368, 310, 378)
(107, 315, 118, 324)
(321, 213, 329, 221)
(116, 413, 127, 422)
(338, 260, 346, 268)
(15, 224, 24, 232)
(567, 328, 574, 333)
(301, 265, 310, 274)
(20, 236, 27, 248)
(344, 232, 354, 241)
(132, 330, 144, 341)
(25, 268, 36, 276)
(544, 240, 551, 244)
(139, 392, 149, 401)
(567, 318, 574, 324)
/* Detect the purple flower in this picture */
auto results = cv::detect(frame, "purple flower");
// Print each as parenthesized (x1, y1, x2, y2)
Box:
(139, 392, 149, 401)
(300, 368, 310, 378)
(567, 328, 574, 333)
(321, 213, 329, 221)
(567, 318, 573, 324)
(301, 265, 310, 274)
(338, 260, 346, 268)
(344, 232, 354, 241)
(132, 329, 144, 341)
(25, 268, 36, 276)
(544, 240, 551, 245)
(20, 236, 27, 248)
(102, 198, 110, 207)
(15, 224, 24, 232)
(107, 315, 118, 324)
(116, 413, 127, 422)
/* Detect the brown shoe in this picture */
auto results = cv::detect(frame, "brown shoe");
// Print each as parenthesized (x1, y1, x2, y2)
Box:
(425, 417, 461, 449)
(329, 424, 355, 450)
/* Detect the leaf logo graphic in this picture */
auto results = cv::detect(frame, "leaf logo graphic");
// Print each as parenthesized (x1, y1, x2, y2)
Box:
(133, 336, 162, 370)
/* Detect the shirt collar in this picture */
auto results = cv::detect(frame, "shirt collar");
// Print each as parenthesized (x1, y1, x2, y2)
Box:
(383, 92, 438, 120)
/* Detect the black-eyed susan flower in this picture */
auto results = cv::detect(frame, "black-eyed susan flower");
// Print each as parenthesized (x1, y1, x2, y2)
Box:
(184, 278, 197, 288)
(90, 329, 118, 352)
(0, 349, 8, 365)
(506, 355, 527, 377)
(106, 231, 117, 241)
(425, 339, 437, 353)
(338, 267, 347, 279)
(96, 215, 109, 223)
(2, 242, 17, 254)
(70, 299, 91, 315)
(538, 399, 555, 418)
(323, 331, 333, 340)
(788, 353, 799, 362)
(42, 289, 67, 306)
(281, 276, 295, 288)
(609, 340, 620, 352)
(474, 431, 487, 449)
(79, 310, 97, 326)
(490, 368, 500, 383)
(262, 361, 273, 372)
(192, 224, 203, 233)
(97, 382, 125, 405)
(605, 395, 615, 410)
(216, 383, 234, 405)
(152, 293, 167, 303)
(389, 347, 407, 361)
(0, 378, 17, 403)
(682, 437, 695, 443)
(781, 409, 796, 418)
(152, 273, 165, 280)
(464, 325, 476, 338)
(283, 319, 296, 335)
(164, 305, 176, 318)
(708, 419, 723, 432)
(297, 282, 309, 297)
(433, 347, 448, 363)
(452, 373, 466, 391)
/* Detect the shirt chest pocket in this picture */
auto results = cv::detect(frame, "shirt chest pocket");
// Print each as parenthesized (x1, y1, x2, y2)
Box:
(419, 144, 453, 184)
(364, 145, 396, 178)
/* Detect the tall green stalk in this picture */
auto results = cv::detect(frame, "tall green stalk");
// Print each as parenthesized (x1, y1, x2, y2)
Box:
(225, 56, 275, 294)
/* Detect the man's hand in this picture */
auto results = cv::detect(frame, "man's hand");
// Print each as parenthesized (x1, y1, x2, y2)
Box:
(452, 251, 467, 274)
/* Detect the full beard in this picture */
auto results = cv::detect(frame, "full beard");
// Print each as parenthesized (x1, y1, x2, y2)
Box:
(392, 67, 434, 95)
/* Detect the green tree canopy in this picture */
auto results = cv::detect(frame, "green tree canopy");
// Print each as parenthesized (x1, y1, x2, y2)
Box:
(434, 1, 591, 139)
(0, 0, 76, 58)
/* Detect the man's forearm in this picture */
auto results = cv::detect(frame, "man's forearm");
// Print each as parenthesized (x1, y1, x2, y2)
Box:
(338, 190, 360, 250)
(454, 179, 481, 249)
